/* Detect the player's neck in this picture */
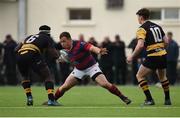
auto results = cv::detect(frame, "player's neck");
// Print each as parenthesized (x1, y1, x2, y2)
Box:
(140, 20, 148, 25)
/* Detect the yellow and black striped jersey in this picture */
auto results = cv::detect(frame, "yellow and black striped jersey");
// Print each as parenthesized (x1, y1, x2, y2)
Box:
(136, 21, 167, 57)
(18, 32, 54, 54)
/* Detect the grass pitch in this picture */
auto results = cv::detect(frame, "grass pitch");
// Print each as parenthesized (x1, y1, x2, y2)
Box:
(0, 85, 180, 117)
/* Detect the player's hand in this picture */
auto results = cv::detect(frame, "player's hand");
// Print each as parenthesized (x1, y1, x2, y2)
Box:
(57, 56, 65, 63)
(126, 55, 133, 64)
(99, 48, 108, 55)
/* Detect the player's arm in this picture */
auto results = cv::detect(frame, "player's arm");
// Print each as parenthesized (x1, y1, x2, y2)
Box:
(47, 37, 60, 59)
(89, 45, 108, 55)
(47, 48, 60, 59)
(131, 39, 144, 58)
(127, 28, 146, 63)
(132, 28, 146, 58)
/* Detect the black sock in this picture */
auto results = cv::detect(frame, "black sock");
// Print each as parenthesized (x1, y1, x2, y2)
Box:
(161, 80, 170, 100)
(21, 80, 32, 98)
(138, 80, 153, 101)
(45, 80, 54, 101)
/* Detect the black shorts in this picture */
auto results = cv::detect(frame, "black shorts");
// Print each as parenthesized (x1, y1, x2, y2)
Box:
(142, 55, 167, 70)
(16, 51, 48, 78)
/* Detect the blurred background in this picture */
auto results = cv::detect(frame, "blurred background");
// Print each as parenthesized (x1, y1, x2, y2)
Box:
(0, 0, 179, 86)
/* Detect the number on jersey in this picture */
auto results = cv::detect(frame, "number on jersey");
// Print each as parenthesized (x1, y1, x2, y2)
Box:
(150, 27, 163, 43)
(26, 35, 39, 43)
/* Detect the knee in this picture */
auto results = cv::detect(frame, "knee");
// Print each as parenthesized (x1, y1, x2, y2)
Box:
(136, 73, 143, 81)
(136, 73, 140, 79)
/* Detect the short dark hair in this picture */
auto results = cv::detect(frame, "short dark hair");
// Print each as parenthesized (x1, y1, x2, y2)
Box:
(60, 32, 71, 39)
(136, 8, 150, 20)
(167, 31, 173, 36)
(115, 34, 120, 40)
(39, 25, 51, 33)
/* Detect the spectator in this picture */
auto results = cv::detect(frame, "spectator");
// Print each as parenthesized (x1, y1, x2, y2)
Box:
(112, 34, 127, 85)
(79, 34, 85, 42)
(88, 37, 99, 61)
(166, 32, 179, 85)
(3, 34, 18, 85)
(99, 37, 114, 83)
(128, 38, 138, 85)
(0, 42, 5, 85)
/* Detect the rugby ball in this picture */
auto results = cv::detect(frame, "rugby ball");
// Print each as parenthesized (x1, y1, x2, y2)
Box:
(59, 49, 70, 63)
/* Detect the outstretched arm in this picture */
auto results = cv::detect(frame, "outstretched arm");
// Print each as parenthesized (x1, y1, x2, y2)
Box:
(89, 45, 108, 55)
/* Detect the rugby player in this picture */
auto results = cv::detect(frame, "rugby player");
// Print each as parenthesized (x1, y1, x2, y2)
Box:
(16, 25, 60, 106)
(127, 8, 171, 105)
(51, 32, 131, 105)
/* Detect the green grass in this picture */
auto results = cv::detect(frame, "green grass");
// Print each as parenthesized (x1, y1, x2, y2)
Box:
(0, 85, 180, 117)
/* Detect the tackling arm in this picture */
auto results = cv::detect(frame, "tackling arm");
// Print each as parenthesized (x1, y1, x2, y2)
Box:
(89, 45, 108, 55)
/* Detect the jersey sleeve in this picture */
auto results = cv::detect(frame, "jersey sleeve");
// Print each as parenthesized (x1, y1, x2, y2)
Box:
(136, 28, 147, 40)
(80, 41, 92, 51)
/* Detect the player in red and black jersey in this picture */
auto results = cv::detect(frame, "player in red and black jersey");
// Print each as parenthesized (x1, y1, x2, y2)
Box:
(49, 31, 131, 105)
(16, 25, 60, 106)
(127, 8, 171, 105)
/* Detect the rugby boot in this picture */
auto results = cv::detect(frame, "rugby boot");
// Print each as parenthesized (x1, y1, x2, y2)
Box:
(121, 96, 132, 105)
(164, 99, 172, 105)
(144, 99, 155, 105)
(27, 96, 33, 106)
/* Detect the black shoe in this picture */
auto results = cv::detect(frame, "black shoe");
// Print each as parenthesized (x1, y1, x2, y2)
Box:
(121, 97, 132, 105)
(164, 99, 171, 105)
(27, 96, 33, 106)
(144, 99, 155, 105)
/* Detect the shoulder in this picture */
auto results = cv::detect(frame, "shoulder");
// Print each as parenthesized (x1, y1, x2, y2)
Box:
(173, 40, 179, 45)
(140, 21, 151, 29)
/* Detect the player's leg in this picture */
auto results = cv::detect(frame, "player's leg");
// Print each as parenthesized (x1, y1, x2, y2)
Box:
(32, 54, 57, 106)
(88, 63, 131, 105)
(16, 54, 33, 106)
(54, 68, 84, 101)
(136, 64, 155, 105)
(21, 79, 33, 106)
(54, 74, 79, 101)
(156, 69, 171, 105)
(95, 74, 132, 104)
(38, 65, 58, 105)
(94, 74, 131, 104)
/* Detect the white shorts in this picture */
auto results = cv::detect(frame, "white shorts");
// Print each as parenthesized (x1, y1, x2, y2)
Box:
(70, 63, 102, 80)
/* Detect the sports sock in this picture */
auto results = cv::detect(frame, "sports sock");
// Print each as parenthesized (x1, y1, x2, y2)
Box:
(108, 84, 127, 100)
(21, 80, 32, 97)
(138, 80, 153, 101)
(161, 79, 170, 100)
(45, 80, 54, 101)
(54, 88, 64, 100)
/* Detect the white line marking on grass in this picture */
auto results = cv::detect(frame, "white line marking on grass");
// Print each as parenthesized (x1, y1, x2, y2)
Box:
(0, 106, 180, 109)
